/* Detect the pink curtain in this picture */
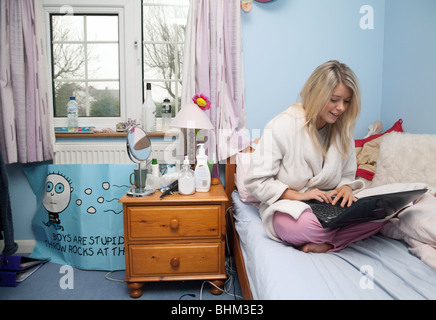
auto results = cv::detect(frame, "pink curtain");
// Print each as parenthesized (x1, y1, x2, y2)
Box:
(0, 0, 54, 164)
(182, 0, 251, 163)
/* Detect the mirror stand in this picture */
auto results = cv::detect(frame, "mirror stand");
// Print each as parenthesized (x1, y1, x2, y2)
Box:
(126, 126, 155, 197)
(127, 162, 154, 197)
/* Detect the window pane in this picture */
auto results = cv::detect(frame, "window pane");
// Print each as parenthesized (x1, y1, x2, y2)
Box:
(54, 82, 85, 117)
(143, 43, 181, 80)
(87, 16, 119, 41)
(52, 43, 86, 80)
(88, 44, 119, 79)
(52, 15, 84, 42)
(149, 81, 180, 117)
(142, 4, 188, 42)
(89, 82, 120, 117)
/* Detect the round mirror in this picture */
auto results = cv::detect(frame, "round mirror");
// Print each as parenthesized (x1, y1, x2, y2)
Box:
(126, 126, 154, 197)
(126, 126, 151, 162)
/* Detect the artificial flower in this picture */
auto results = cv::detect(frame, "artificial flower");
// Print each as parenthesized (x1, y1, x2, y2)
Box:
(192, 94, 211, 111)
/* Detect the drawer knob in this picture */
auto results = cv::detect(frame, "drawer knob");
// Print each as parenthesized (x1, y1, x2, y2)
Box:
(170, 218, 179, 230)
(170, 257, 180, 268)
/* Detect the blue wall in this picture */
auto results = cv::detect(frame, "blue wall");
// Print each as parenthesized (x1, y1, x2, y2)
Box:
(242, 0, 386, 138)
(242, 0, 436, 137)
(381, 0, 436, 133)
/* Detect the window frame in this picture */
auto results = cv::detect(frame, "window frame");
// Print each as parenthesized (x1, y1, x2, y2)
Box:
(42, 0, 143, 130)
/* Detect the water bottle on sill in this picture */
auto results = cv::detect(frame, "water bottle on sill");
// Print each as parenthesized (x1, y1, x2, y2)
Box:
(67, 97, 79, 133)
(161, 98, 172, 132)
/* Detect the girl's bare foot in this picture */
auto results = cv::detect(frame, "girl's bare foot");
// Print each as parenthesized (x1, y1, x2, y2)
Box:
(300, 243, 333, 253)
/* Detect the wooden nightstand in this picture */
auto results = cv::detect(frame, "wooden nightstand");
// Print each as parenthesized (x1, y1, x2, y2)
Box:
(119, 183, 229, 298)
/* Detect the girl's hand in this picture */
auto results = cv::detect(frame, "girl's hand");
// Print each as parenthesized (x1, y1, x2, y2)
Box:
(300, 188, 332, 203)
(329, 185, 356, 207)
(280, 188, 332, 203)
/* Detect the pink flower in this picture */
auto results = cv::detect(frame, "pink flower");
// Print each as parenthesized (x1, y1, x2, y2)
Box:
(192, 94, 211, 111)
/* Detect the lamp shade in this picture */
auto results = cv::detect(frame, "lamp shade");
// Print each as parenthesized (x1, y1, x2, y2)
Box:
(170, 102, 214, 130)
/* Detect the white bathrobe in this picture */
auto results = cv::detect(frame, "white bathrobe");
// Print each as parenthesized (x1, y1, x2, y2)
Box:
(244, 104, 365, 241)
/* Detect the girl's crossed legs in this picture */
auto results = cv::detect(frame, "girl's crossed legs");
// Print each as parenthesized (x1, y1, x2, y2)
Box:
(273, 210, 387, 253)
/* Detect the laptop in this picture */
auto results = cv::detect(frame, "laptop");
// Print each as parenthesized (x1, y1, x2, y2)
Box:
(305, 188, 428, 229)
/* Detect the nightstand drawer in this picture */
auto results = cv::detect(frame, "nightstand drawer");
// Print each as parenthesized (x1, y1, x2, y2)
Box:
(129, 243, 222, 276)
(127, 205, 221, 240)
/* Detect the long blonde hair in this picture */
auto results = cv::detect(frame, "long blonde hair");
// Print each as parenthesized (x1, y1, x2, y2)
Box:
(300, 60, 361, 158)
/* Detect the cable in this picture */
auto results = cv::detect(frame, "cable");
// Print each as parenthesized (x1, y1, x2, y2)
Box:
(199, 256, 243, 300)
(104, 270, 125, 282)
(179, 293, 196, 300)
(198, 206, 243, 300)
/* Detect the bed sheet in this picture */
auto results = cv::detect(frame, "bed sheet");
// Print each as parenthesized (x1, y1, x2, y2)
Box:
(231, 190, 436, 300)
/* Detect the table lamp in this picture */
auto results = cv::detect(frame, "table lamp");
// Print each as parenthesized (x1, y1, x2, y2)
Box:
(170, 102, 214, 164)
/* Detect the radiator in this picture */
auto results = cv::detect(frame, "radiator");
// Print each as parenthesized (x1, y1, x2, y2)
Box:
(54, 141, 181, 165)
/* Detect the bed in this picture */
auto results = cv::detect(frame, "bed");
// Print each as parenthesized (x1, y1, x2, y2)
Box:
(224, 122, 436, 300)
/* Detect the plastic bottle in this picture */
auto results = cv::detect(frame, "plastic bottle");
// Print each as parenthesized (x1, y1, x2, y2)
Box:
(161, 98, 172, 132)
(194, 144, 211, 192)
(143, 83, 156, 132)
(151, 158, 159, 177)
(178, 156, 195, 195)
(67, 97, 79, 133)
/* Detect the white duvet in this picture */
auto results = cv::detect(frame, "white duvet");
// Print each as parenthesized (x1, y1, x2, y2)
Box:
(381, 193, 436, 270)
(342, 182, 436, 270)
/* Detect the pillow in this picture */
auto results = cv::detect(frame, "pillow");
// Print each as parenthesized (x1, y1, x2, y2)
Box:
(381, 193, 436, 270)
(372, 132, 436, 188)
(355, 119, 404, 180)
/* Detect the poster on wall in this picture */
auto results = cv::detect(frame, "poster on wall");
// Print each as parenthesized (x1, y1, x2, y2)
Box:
(24, 164, 135, 271)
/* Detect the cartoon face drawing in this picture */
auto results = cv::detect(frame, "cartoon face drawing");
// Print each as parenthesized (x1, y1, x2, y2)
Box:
(42, 173, 73, 230)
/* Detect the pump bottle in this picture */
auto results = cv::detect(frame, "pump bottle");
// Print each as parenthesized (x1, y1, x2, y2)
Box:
(194, 144, 211, 192)
(178, 156, 195, 195)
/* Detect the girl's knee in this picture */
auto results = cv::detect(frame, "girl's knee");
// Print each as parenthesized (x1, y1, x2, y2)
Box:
(273, 210, 318, 231)
(273, 210, 333, 246)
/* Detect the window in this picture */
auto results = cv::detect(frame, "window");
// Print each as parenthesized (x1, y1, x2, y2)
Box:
(43, 0, 189, 130)
(51, 14, 120, 118)
(142, 0, 189, 117)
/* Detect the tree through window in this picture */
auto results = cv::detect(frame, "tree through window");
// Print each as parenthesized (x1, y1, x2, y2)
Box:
(50, 14, 120, 118)
(142, 0, 189, 117)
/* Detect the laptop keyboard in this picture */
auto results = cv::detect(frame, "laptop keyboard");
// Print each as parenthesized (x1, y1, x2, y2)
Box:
(306, 203, 346, 221)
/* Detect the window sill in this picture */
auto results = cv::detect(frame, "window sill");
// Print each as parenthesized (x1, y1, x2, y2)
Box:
(55, 131, 178, 138)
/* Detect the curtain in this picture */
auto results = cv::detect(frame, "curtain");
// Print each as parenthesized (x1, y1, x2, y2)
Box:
(0, 0, 54, 165)
(182, 0, 251, 163)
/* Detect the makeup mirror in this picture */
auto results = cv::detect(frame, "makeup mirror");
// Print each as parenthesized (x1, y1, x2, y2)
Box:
(126, 126, 155, 197)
